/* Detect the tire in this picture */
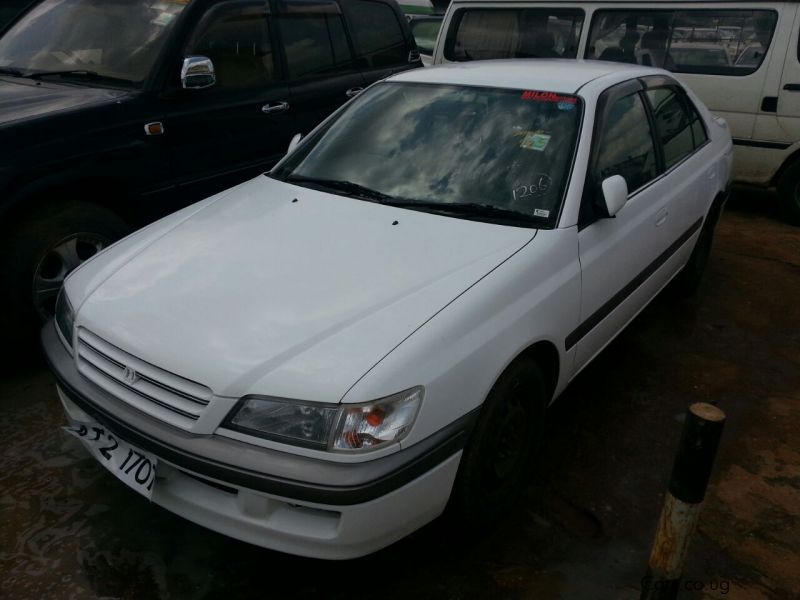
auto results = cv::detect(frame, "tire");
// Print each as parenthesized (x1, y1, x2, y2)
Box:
(449, 357, 547, 528)
(674, 203, 720, 294)
(777, 161, 800, 226)
(0, 200, 129, 357)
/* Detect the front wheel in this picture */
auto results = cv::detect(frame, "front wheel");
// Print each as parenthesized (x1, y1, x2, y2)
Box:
(0, 200, 129, 356)
(449, 358, 547, 528)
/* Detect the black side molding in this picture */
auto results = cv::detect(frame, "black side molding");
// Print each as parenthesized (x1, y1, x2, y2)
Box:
(565, 218, 703, 351)
(732, 138, 791, 150)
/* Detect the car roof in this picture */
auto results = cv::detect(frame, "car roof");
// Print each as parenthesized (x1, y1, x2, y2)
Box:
(389, 59, 667, 95)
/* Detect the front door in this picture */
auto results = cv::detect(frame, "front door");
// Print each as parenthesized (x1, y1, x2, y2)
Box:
(164, 0, 296, 200)
(573, 83, 682, 371)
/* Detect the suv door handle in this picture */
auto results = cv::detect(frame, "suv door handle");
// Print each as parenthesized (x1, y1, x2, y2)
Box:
(783, 83, 800, 91)
(262, 101, 289, 114)
(345, 87, 363, 98)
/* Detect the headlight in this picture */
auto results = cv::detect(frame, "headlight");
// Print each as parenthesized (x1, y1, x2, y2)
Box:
(55, 288, 75, 351)
(225, 386, 423, 452)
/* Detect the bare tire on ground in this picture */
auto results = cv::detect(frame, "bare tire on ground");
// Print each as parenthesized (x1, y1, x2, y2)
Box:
(449, 357, 547, 528)
(0, 200, 129, 359)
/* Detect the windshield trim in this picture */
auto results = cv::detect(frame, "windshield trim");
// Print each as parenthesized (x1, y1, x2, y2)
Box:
(271, 80, 585, 230)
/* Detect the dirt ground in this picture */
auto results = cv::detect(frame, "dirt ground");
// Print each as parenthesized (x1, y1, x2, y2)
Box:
(1, 191, 798, 600)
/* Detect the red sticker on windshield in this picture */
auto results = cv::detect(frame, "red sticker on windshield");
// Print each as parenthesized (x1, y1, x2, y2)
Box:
(521, 90, 577, 104)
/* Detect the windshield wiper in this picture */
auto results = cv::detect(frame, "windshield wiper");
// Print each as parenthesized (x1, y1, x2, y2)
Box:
(0, 66, 25, 77)
(285, 175, 396, 203)
(385, 200, 545, 226)
(26, 70, 134, 85)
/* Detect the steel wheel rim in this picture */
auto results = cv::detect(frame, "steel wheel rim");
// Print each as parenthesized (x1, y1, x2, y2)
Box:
(32, 233, 110, 320)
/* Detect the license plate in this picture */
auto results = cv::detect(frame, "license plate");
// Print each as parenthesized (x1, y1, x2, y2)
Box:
(64, 421, 158, 499)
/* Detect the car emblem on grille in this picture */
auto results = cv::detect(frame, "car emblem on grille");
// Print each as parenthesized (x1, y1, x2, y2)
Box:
(122, 366, 139, 385)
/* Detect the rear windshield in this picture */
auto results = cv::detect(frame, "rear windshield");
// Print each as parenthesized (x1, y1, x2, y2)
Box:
(444, 8, 584, 61)
(273, 82, 583, 228)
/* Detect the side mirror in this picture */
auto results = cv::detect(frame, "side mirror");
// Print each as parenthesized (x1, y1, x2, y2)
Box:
(181, 56, 216, 90)
(601, 175, 628, 217)
(287, 133, 303, 155)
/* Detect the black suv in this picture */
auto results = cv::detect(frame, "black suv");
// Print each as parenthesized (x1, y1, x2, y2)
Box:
(0, 0, 420, 352)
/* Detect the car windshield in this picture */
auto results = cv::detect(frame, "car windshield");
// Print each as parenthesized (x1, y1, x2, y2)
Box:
(273, 82, 582, 228)
(0, 0, 191, 87)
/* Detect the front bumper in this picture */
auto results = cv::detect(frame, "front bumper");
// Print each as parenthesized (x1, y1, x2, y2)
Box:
(43, 322, 476, 558)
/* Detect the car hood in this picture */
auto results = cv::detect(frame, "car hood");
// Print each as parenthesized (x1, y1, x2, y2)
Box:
(76, 176, 535, 402)
(0, 76, 129, 126)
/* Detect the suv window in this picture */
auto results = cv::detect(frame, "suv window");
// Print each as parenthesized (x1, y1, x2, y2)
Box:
(348, 0, 406, 67)
(645, 87, 694, 169)
(444, 8, 584, 62)
(279, 11, 353, 78)
(586, 9, 778, 76)
(188, 3, 275, 89)
(595, 92, 658, 194)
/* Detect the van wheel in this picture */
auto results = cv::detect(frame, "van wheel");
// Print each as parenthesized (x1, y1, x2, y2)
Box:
(450, 358, 546, 528)
(0, 201, 129, 356)
(776, 162, 800, 225)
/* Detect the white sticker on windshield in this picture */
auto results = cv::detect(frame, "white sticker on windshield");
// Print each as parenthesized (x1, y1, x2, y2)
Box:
(534, 208, 550, 218)
(520, 132, 551, 152)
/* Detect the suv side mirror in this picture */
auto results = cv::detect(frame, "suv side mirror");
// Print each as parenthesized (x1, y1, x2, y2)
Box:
(181, 56, 216, 90)
(287, 133, 303, 155)
(601, 175, 628, 217)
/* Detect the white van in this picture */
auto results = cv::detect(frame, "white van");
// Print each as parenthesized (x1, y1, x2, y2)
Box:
(432, 0, 800, 223)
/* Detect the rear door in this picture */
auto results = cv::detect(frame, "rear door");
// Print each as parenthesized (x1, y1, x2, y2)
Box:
(275, 0, 364, 137)
(164, 0, 295, 198)
(342, 0, 420, 84)
(776, 4, 800, 141)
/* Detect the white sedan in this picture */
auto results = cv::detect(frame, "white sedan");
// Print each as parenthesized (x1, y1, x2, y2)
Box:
(44, 60, 732, 559)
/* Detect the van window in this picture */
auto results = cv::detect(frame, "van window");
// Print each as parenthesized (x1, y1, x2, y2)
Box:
(444, 8, 584, 62)
(645, 88, 694, 169)
(595, 92, 658, 194)
(348, 0, 406, 67)
(188, 3, 274, 89)
(587, 9, 777, 76)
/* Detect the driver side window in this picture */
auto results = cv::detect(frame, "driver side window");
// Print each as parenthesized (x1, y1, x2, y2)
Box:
(186, 2, 275, 89)
(595, 92, 658, 193)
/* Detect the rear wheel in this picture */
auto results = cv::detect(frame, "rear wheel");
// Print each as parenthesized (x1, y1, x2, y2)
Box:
(0, 200, 129, 357)
(450, 358, 547, 528)
(674, 202, 721, 294)
(776, 161, 800, 226)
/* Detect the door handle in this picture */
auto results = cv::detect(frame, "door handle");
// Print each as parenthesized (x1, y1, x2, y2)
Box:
(655, 209, 669, 227)
(345, 87, 363, 98)
(783, 83, 800, 91)
(262, 101, 289, 114)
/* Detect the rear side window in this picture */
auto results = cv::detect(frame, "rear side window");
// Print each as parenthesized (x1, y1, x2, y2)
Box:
(686, 100, 708, 148)
(444, 8, 584, 62)
(279, 11, 353, 79)
(587, 9, 778, 76)
(188, 3, 275, 89)
(645, 88, 694, 169)
(595, 92, 658, 193)
(347, 0, 406, 67)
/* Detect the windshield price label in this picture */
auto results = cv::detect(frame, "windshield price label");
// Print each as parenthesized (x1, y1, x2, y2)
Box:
(64, 422, 157, 499)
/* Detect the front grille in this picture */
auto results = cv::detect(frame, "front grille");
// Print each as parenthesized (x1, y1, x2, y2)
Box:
(76, 328, 212, 429)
